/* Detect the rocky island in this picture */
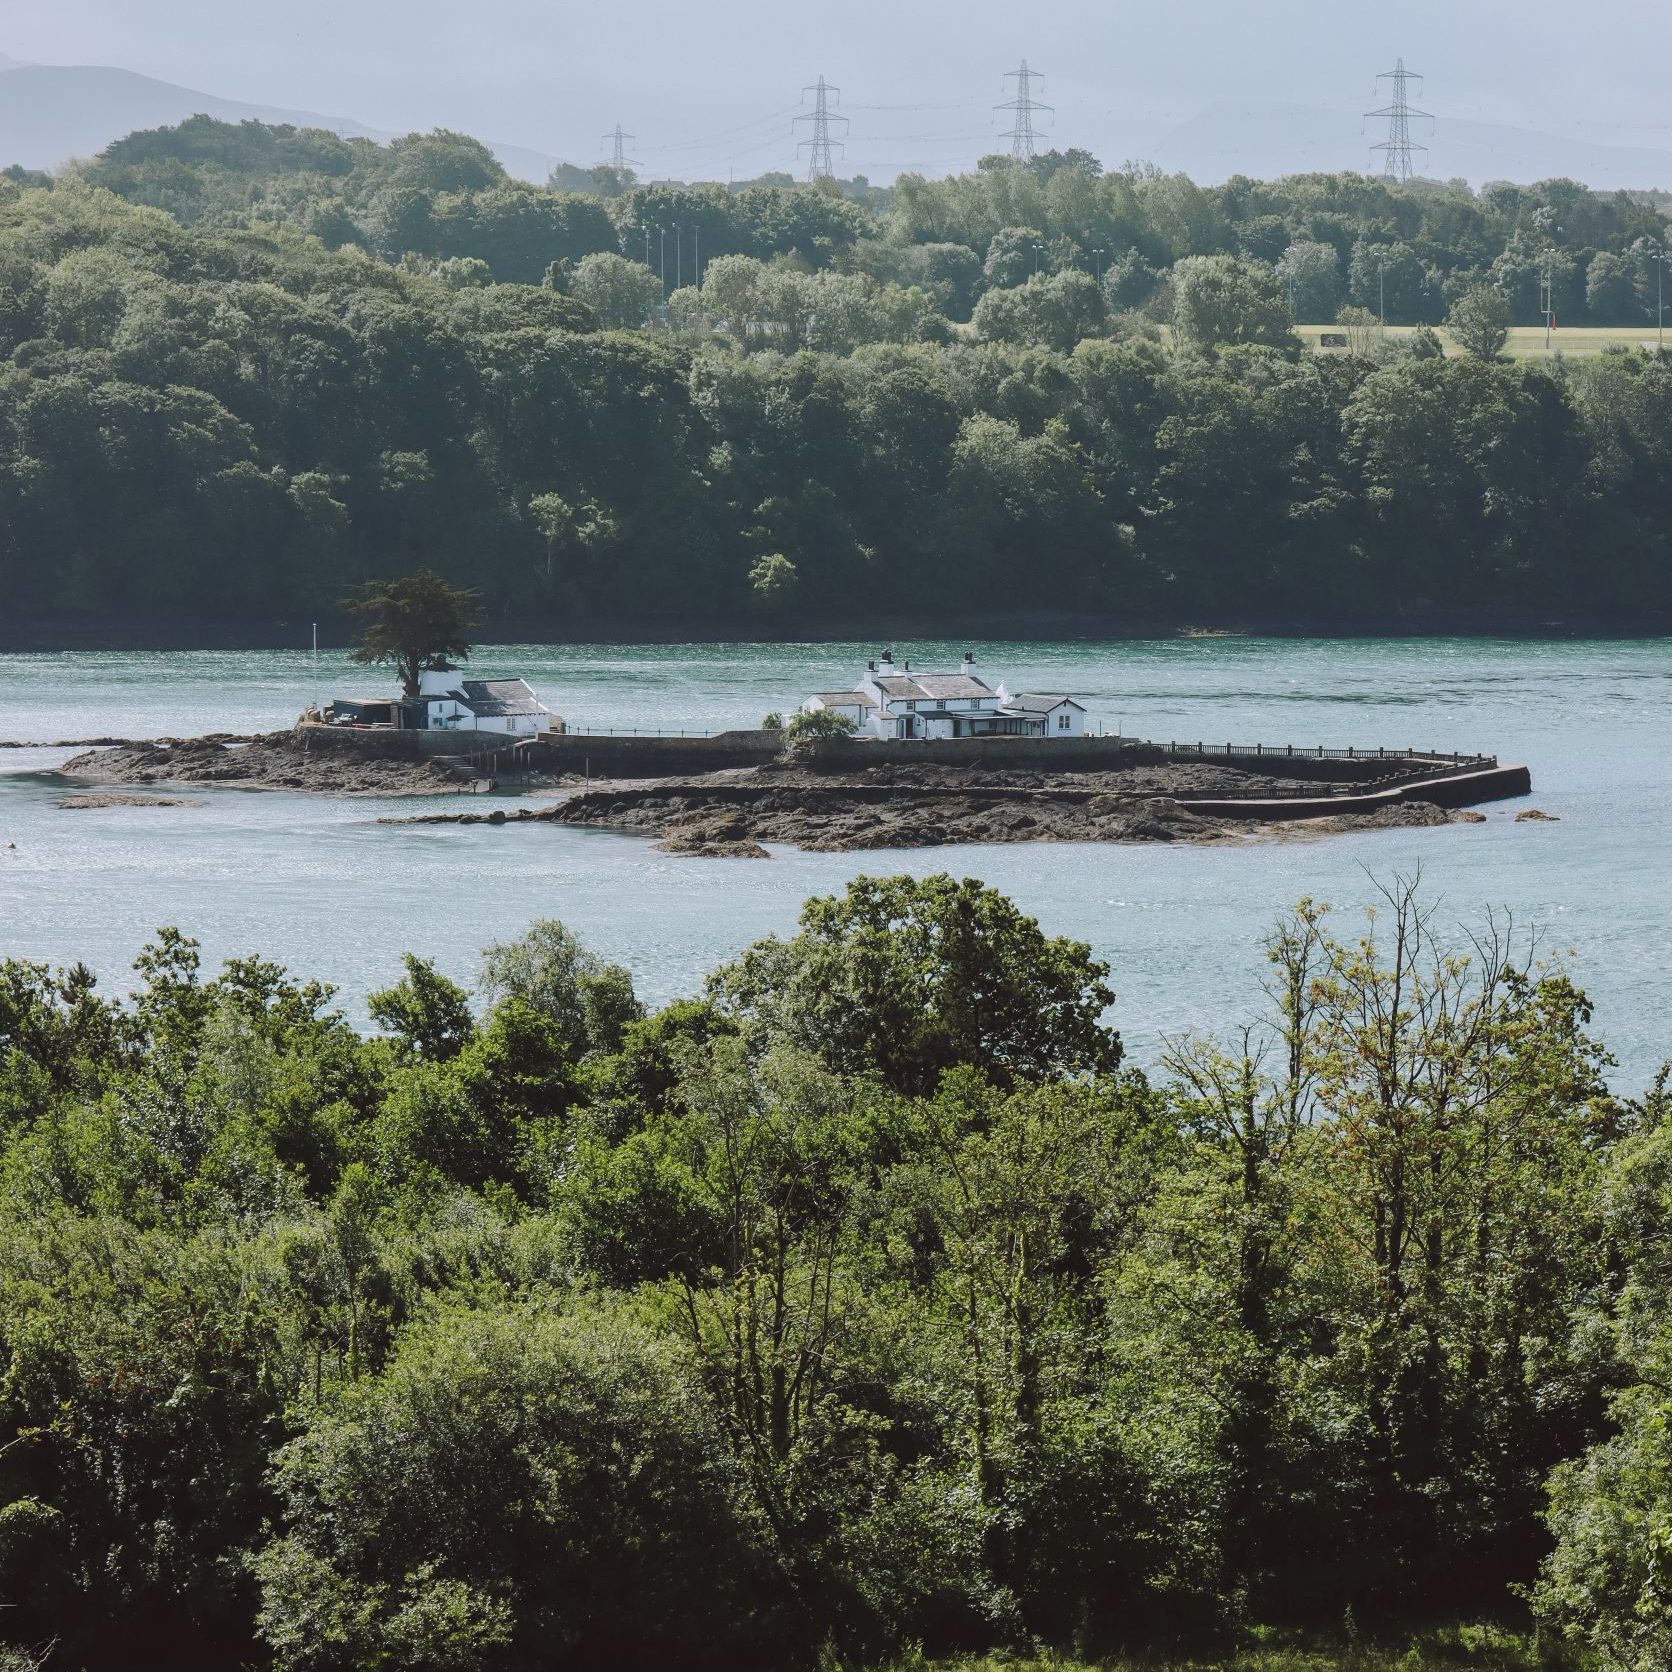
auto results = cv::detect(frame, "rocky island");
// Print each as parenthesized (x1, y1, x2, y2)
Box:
(48, 729, 1529, 856)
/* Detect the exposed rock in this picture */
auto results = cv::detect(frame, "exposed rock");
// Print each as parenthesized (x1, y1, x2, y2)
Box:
(56, 735, 475, 796)
(53, 792, 204, 809)
(1515, 808, 1559, 821)
(547, 783, 1225, 853)
(1457, 810, 1488, 823)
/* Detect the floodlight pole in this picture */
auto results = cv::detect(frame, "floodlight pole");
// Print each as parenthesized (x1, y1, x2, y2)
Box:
(1654, 244, 1666, 353)
(1542, 246, 1557, 353)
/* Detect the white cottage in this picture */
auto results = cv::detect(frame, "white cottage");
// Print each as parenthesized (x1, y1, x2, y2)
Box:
(409, 666, 557, 736)
(327, 664, 560, 736)
(804, 650, 1085, 741)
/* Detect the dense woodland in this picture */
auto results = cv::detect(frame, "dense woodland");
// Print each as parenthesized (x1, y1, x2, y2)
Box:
(1, 872, 1670, 1669)
(3, 119, 1672, 632)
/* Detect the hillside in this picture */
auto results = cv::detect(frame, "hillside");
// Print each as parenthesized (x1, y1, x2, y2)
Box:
(3, 117, 1672, 644)
(0, 60, 558, 182)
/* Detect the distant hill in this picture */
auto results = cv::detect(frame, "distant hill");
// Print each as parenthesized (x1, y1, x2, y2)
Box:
(0, 60, 558, 182)
(1151, 100, 1672, 191)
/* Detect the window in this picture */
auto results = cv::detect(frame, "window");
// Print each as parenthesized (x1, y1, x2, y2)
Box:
(1056, 711, 1072, 731)
(936, 700, 945, 709)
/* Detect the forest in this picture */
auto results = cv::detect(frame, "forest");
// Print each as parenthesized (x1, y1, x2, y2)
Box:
(1, 872, 1669, 1670)
(2, 119, 1672, 635)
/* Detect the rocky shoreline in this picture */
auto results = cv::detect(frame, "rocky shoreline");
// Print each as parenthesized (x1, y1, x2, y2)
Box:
(389, 760, 1469, 856)
(47, 734, 1496, 853)
(54, 735, 480, 796)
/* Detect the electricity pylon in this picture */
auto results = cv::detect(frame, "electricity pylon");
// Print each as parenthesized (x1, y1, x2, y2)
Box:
(794, 76, 847, 181)
(1364, 59, 1433, 181)
(600, 124, 638, 175)
(996, 60, 1052, 160)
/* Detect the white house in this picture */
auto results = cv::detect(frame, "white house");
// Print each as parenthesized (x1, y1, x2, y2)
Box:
(803, 650, 1086, 741)
(327, 664, 561, 736)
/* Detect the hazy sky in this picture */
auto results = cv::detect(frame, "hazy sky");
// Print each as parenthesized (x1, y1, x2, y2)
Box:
(11, 0, 1670, 176)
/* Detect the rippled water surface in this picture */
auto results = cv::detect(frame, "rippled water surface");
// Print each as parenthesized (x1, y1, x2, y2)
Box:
(1, 638, 1667, 1086)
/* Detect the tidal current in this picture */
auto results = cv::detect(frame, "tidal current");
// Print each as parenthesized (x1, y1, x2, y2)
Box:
(1, 637, 1667, 1088)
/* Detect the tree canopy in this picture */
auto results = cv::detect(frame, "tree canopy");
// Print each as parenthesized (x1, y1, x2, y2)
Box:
(5, 121, 1672, 637)
(0, 875, 1659, 1669)
(345, 569, 483, 698)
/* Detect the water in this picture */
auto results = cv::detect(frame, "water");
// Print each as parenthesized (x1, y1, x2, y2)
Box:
(0, 639, 1667, 1089)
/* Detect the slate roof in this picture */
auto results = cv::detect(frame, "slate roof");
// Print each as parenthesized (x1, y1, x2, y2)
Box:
(811, 691, 878, 709)
(997, 692, 1085, 714)
(456, 678, 550, 718)
(874, 674, 994, 701)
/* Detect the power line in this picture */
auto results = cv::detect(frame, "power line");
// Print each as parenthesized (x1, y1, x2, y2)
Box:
(794, 75, 849, 181)
(995, 59, 1052, 160)
(1364, 58, 1434, 181)
(842, 101, 979, 112)
(638, 104, 805, 156)
(599, 123, 639, 173)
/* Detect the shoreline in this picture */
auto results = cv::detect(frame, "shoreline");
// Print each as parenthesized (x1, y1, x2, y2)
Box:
(45, 734, 1529, 855)
(3, 608, 1671, 653)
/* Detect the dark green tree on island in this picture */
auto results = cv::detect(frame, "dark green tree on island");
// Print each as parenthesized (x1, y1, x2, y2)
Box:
(344, 570, 485, 699)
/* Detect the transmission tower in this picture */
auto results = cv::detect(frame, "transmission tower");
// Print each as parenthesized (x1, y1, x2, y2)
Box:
(794, 76, 847, 181)
(1364, 59, 1433, 181)
(995, 60, 1053, 161)
(600, 123, 638, 175)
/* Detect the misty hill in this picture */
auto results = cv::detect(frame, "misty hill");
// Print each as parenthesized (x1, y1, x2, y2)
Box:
(1153, 100, 1672, 191)
(0, 60, 558, 182)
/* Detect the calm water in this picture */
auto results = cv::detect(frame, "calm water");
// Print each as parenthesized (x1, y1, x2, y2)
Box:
(1, 638, 1668, 1088)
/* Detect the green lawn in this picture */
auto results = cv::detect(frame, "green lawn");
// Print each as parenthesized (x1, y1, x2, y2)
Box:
(1296, 320, 1668, 358)
(880, 1622, 1559, 1671)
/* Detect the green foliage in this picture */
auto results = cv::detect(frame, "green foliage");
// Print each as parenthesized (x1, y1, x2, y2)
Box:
(479, 919, 642, 1059)
(367, 954, 475, 1061)
(253, 1301, 769, 1669)
(7, 136, 1672, 627)
(569, 249, 660, 329)
(344, 569, 484, 699)
(784, 705, 858, 742)
(1449, 285, 1512, 360)
(749, 551, 801, 609)
(0, 878, 1654, 1666)
(1275, 239, 1343, 323)
(709, 872, 1121, 1095)
(971, 268, 1106, 351)
(1171, 254, 1297, 354)
(1535, 1070, 1672, 1670)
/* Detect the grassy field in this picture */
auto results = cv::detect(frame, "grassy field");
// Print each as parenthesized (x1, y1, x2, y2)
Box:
(875, 1623, 1564, 1672)
(1295, 321, 1667, 358)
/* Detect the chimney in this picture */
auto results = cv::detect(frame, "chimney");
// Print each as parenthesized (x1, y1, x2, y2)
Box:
(879, 648, 894, 673)
(961, 650, 974, 672)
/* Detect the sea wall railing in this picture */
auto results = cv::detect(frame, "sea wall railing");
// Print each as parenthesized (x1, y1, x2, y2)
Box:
(1160, 743, 1496, 766)
(550, 729, 1493, 762)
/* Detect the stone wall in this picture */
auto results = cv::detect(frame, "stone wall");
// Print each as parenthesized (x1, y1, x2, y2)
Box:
(798, 735, 1489, 783)
(520, 730, 784, 776)
(296, 723, 1498, 791)
(1174, 762, 1532, 820)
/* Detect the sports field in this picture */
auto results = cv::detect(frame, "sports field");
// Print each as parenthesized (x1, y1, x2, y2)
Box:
(1295, 322, 1669, 358)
